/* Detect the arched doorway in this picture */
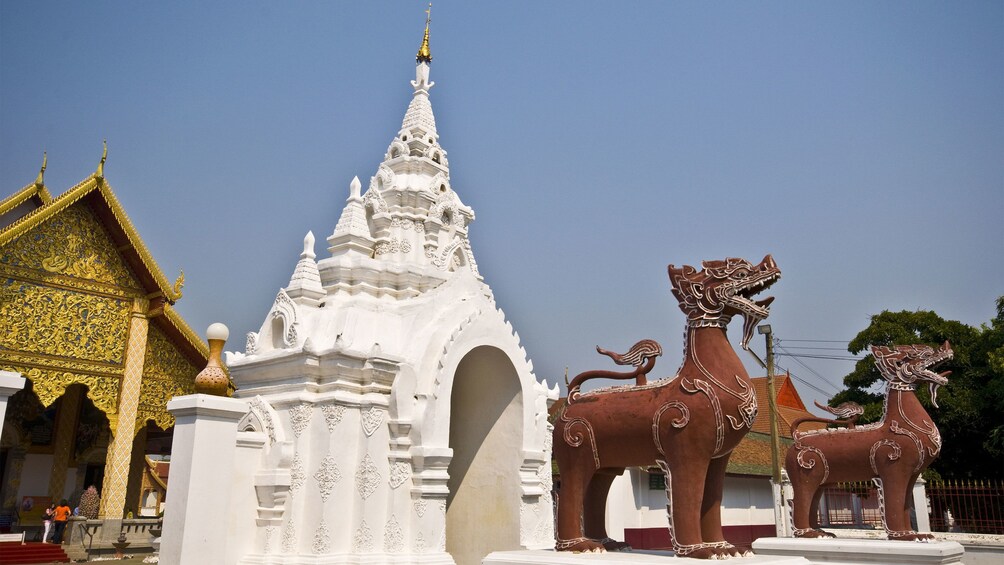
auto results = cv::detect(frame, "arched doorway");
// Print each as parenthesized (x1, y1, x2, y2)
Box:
(446, 346, 523, 565)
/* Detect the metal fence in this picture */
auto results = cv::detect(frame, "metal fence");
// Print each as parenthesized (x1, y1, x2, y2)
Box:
(928, 479, 1004, 535)
(818, 482, 883, 529)
(816, 479, 1004, 535)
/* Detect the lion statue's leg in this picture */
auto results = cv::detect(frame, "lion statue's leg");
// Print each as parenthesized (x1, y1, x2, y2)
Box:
(553, 435, 604, 552)
(701, 456, 742, 557)
(878, 472, 929, 541)
(584, 468, 632, 551)
(662, 455, 722, 559)
(786, 449, 833, 539)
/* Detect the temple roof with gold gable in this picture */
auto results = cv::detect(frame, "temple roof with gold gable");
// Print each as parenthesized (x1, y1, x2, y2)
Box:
(0, 163, 210, 432)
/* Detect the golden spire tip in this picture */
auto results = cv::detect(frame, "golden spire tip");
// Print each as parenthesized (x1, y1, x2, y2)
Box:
(416, 3, 432, 64)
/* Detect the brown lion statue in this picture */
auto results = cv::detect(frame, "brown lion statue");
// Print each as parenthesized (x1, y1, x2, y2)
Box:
(786, 341, 953, 541)
(553, 255, 780, 559)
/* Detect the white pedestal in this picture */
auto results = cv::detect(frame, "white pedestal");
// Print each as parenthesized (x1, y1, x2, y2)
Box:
(751, 537, 965, 565)
(483, 549, 811, 564)
(160, 394, 248, 565)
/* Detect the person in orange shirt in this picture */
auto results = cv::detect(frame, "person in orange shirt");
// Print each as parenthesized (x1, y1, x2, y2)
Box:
(52, 499, 71, 544)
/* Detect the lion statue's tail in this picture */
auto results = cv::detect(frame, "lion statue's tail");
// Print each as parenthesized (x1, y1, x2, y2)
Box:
(789, 400, 865, 435)
(567, 339, 662, 404)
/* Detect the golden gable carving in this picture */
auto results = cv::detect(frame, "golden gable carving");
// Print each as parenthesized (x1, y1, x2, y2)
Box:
(1, 203, 141, 290)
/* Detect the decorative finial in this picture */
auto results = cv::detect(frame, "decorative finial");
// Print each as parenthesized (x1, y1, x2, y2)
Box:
(35, 152, 47, 186)
(173, 269, 185, 296)
(350, 176, 362, 199)
(96, 140, 108, 179)
(302, 231, 316, 260)
(416, 3, 432, 64)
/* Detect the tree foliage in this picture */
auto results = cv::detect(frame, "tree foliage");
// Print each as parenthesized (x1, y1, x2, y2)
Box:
(830, 297, 1004, 480)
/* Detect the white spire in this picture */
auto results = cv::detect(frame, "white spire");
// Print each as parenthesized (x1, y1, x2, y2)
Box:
(327, 176, 376, 257)
(286, 231, 324, 305)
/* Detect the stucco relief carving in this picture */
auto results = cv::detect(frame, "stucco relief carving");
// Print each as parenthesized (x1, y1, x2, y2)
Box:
(413, 498, 428, 518)
(388, 461, 410, 489)
(271, 289, 299, 348)
(321, 404, 345, 432)
(289, 403, 312, 438)
(384, 515, 404, 553)
(355, 453, 381, 500)
(360, 406, 385, 437)
(290, 452, 305, 496)
(312, 455, 341, 502)
(312, 519, 331, 554)
(247, 396, 278, 444)
(375, 239, 412, 255)
(281, 520, 296, 553)
(352, 520, 374, 553)
(415, 532, 426, 553)
(263, 526, 275, 554)
(246, 332, 258, 355)
(363, 185, 388, 214)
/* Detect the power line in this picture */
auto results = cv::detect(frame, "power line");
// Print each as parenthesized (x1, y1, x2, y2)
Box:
(778, 346, 853, 351)
(777, 339, 851, 343)
(775, 364, 836, 399)
(777, 353, 864, 361)
(775, 342, 844, 394)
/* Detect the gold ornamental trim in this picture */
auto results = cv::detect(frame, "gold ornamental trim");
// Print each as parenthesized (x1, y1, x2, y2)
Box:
(0, 181, 52, 218)
(0, 174, 181, 303)
(6, 365, 121, 417)
(0, 263, 145, 300)
(0, 351, 125, 379)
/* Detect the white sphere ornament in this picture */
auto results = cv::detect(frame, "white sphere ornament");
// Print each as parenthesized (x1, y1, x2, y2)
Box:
(207, 322, 230, 342)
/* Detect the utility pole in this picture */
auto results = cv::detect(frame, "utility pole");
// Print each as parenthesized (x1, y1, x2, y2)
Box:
(758, 324, 787, 536)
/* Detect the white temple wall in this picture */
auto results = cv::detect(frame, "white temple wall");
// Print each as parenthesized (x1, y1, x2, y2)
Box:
(227, 431, 267, 564)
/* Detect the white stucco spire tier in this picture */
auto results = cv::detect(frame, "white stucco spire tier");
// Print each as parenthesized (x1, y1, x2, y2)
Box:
(284, 231, 324, 306)
(222, 20, 559, 563)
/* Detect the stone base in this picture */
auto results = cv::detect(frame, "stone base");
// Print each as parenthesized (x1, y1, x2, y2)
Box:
(751, 537, 965, 565)
(483, 549, 811, 564)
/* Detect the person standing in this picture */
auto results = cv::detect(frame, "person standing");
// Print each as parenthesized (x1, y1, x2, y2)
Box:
(52, 499, 71, 544)
(41, 503, 56, 543)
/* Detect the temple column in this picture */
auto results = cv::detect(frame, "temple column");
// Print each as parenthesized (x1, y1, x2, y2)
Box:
(99, 298, 150, 520)
(47, 385, 83, 502)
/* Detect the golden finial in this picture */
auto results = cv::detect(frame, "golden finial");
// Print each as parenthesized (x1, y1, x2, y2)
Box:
(95, 140, 108, 179)
(416, 3, 432, 64)
(34, 151, 47, 186)
(173, 269, 185, 296)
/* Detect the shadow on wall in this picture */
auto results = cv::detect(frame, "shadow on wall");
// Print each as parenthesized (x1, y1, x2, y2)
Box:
(446, 345, 523, 565)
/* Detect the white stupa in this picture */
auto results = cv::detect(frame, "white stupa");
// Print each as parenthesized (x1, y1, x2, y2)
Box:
(221, 12, 558, 565)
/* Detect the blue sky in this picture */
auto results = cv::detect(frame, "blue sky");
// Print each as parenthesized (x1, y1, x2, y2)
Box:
(2, 1, 1002, 411)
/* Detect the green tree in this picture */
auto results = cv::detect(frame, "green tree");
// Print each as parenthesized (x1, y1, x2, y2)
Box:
(830, 297, 1004, 480)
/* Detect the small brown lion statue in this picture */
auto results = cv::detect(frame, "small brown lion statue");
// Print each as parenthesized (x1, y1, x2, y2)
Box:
(786, 341, 953, 541)
(553, 255, 780, 559)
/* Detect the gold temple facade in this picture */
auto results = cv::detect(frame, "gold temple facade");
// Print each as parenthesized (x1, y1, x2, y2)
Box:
(0, 158, 208, 522)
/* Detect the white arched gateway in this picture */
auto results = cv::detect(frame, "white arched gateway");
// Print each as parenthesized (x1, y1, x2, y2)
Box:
(181, 20, 557, 565)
